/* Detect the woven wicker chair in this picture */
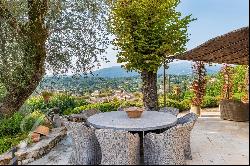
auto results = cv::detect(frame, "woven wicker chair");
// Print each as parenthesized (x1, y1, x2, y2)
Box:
(176, 112, 198, 160)
(159, 107, 179, 116)
(144, 125, 186, 165)
(64, 121, 101, 165)
(95, 129, 140, 165)
(68, 109, 101, 122)
(117, 106, 124, 111)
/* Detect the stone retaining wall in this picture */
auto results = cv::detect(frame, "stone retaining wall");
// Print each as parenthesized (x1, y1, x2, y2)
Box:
(0, 127, 67, 165)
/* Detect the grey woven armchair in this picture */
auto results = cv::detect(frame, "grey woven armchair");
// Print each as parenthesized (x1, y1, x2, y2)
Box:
(95, 129, 140, 165)
(64, 121, 101, 165)
(177, 112, 198, 160)
(159, 107, 179, 116)
(144, 125, 186, 165)
(117, 106, 124, 111)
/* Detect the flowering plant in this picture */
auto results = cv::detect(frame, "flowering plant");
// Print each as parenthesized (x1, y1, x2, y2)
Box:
(191, 61, 207, 106)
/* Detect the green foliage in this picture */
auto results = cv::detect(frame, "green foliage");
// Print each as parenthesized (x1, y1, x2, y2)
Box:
(205, 74, 222, 97)
(0, 0, 111, 117)
(20, 110, 46, 133)
(201, 96, 219, 108)
(0, 112, 27, 154)
(180, 99, 191, 111)
(0, 110, 46, 154)
(0, 83, 6, 102)
(108, 0, 195, 72)
(183, 90, 194, 100)
(25, 96, 46, 112)
(0, 112, 24, 137)
(24, 93, 89, 115)
(0, 133, 27, 154)
(166, 93, 183, 102)
(64, 100, 122, 115)
(120, 100, 143, 108)
(159, 98, 186, 112)
(47, 93, 88, 114)
(232, 92, 245, 101)
(232, 65, 247, 94)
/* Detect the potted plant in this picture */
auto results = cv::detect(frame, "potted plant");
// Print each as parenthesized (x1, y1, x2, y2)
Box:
(190, 61, 207, 116)
(219, 65, 249, 121)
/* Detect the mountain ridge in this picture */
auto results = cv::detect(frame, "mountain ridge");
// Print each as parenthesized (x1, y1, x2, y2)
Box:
(92, 61, 222, 78)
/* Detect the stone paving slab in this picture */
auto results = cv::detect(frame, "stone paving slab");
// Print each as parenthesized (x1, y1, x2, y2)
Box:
(186, 117, 249, 165)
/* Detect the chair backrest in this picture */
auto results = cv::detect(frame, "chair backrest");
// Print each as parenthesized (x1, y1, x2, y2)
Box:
(64, 121, 101, 165)
(144, 125, 186, 165)
(81, 109, 101, 118)
(117, 106, 124, 111)
(95, 129, 140, 165)
(177, 112, 198, 127)
(159, 107, 179, 116)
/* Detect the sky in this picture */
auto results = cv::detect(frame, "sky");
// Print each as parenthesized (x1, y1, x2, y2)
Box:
(98, 0, 249, 69)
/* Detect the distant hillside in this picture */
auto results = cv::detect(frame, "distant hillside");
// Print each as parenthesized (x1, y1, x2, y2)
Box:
(92, 61, 222, 78)
(92, 66, 139, 77)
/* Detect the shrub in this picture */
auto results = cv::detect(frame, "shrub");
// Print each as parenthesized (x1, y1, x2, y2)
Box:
(0, 112, 24, 137)
(63, 100, 145, 115)
(25, 96, 46, 112)
(183, 90, 194, 100)
(20, 110, 46, 133)
(167, 93, 182, 102)
(0, 133, 27, 154)
(232, 92, 245, 101)
(159, 99, 182, 111)
(179, 99, 191, 111)
(120, 101, 143, 108)
(201, 96, 219, 108)
(25, 93, 89, 115)
(64, 100, 122, 115)
(0, 113, 29, 154)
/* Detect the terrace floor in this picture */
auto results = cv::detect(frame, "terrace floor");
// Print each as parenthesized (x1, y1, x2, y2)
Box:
(30, 108, 249, 165)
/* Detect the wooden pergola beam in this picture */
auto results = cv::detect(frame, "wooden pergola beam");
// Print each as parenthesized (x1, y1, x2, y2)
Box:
(173, 26, 249, 65)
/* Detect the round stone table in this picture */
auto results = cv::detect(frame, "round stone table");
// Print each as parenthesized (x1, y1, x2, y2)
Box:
(87, 111, 177, 131)
(87, 111, 177, 164)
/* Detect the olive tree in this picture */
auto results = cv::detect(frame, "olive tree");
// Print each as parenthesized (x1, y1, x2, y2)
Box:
(108, 0, 195, 110)
(0, 0, 110, 117)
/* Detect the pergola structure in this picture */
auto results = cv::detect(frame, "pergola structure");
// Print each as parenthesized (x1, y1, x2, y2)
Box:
(172, 26, 249, 65)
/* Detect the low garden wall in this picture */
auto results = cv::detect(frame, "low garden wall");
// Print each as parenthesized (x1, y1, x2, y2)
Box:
(0, 127, 67, 165)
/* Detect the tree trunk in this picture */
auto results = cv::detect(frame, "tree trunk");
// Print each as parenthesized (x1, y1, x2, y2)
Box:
(141, 70, 158, 111)
(0, 61, 45, 117)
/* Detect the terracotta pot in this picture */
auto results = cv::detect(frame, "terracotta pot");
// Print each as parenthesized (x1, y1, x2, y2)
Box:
(31, 133, 40, 143)
(190, 105, 201, 116)
(34, 125, 50, 136)
(124, 107, 144, 118)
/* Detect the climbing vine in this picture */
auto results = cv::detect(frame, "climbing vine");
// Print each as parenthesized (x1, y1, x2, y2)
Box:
(191, 61, 207, 106)
(220, 64, 234, 100)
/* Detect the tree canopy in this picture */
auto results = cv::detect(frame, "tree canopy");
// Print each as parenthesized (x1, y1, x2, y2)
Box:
(108, 0, 195, 73)
(108, 0, 195, 110)
(0, 0, 111, 116)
